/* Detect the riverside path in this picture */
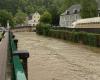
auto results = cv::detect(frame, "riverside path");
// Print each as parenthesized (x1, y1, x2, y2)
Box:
(15, 32, 100, 80)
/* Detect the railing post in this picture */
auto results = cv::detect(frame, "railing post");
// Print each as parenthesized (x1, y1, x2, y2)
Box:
(13, 50, 29, 80)
(14, 39, 18, 49)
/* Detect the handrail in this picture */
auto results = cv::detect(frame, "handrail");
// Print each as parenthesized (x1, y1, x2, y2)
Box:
(9, 32, 27, 80)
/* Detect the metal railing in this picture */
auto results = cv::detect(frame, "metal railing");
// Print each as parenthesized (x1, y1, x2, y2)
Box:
(0, 31, 29, 80)
(9, 31, 29, 80)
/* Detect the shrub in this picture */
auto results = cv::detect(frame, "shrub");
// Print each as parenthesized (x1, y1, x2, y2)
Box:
(79, 32, 97, 47)
(86, 33, 97, 47)
(36, 23, 51, 36)
(40, 11, 52, 24)
(36, 26, 100, 47)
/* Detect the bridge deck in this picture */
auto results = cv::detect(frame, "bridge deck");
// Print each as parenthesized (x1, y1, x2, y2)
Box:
(15, 32, 100, 80)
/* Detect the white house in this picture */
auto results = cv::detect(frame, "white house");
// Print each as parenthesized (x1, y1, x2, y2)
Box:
(28, 12, 40, 26)
(60, 3, 100, 28)
(60, 4, 81, 28)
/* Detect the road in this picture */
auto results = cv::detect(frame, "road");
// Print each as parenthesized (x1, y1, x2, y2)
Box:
(15, 32, 100, 80)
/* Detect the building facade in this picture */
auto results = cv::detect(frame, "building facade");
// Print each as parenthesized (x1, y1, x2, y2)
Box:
(60, 3, 100, 28)
(60, 4, 81, 28)
(28, 12, 40, 26)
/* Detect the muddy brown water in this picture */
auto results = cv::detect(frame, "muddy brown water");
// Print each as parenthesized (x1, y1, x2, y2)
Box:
(15, 32, 100, 80)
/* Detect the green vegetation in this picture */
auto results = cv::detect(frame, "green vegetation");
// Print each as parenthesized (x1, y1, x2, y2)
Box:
(40, 11, 52, 24)
(0, 32, 2, 39)
(36, 23, 51, 36)
(14, 10, 27, 25)
(0, 10, 14, 27)
(36, 26, 100, 47)
(80, 0, 98, 18)
(0, 0, 98, 27)
(0, 32, 4, 41)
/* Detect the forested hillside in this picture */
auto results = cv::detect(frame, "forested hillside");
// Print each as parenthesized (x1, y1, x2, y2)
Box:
(0, 0, 98, 26)
(0, 0, 77, 15)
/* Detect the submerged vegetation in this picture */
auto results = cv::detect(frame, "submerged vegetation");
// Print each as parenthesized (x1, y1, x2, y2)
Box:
(36, 24, 100, 47)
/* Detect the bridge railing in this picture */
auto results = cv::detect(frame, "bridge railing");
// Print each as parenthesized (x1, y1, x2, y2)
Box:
(0, 31, 29, 80)
(9, 31, 29, 80)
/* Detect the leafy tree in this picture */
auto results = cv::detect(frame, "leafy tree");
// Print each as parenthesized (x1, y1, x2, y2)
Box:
(80, 0, 98, 18)
(0, 0, 99, 26)
(48, 4, 59, 25)
(18, 0, 28, 12)
(40, 11, 52, 24)
(25, 5, 35, 14)
(0, 10, 14, 27)
(56, 0, 76, 14)
(36, 6, 46, 14)
(14, 10, 27, 25)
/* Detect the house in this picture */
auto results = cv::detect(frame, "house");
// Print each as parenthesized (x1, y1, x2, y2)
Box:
(60, 3, 100, 28)
(98, 8, 100, 16)
(28, 12, 40, 26)
(60, 4, 81, 28)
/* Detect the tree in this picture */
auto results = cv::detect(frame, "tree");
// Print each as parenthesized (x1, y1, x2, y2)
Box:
(15, 10, 27, 25)
(0, 10, 14, 27)
(25, 5, 35, 14)
(48, 4, 59, 25)
(80, 0, 98, 18)
(40, 11, 52, 24)
(0, 0, 99, 26)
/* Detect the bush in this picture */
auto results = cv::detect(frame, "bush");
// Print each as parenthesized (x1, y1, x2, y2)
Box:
(40, 11, 52, 24)
(79, 32, 97, 47)
(85, 33, 97, 47)
(36, 23, 51, 36)
(36, 26, 100, 47)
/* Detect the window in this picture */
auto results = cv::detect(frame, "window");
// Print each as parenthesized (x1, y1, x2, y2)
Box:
(34, 20, 36, 22)
(98, 13, 100, 17)
(67, 11, 70, 15)
(65, 10, 70, 15)
(73, 9, 78, 14)
(38, 16, 40, 18)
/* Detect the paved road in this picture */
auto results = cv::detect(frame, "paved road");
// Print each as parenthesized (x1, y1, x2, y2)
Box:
(15, 32, 100, 80)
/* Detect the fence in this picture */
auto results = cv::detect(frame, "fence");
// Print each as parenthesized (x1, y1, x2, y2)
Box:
(0, 31, 29, 80)
(11, 26, 33, 32)
(9, 31, 29, 80)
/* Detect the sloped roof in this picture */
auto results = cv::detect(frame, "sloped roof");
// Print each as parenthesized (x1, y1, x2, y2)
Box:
(96, 0, 100, 10)
(67, 4, 81, 14)
(61, 4, 81, 16)
(61, 1, 100, 16)
(72, 17, 100, 25)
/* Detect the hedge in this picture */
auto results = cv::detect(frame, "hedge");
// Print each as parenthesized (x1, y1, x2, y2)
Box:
(52, 27, 100, 34)
(36, 25, 100, 47)
(36, 23, 51, 36)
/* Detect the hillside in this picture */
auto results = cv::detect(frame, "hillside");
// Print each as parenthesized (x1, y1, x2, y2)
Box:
(0, 0, 98, 26)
